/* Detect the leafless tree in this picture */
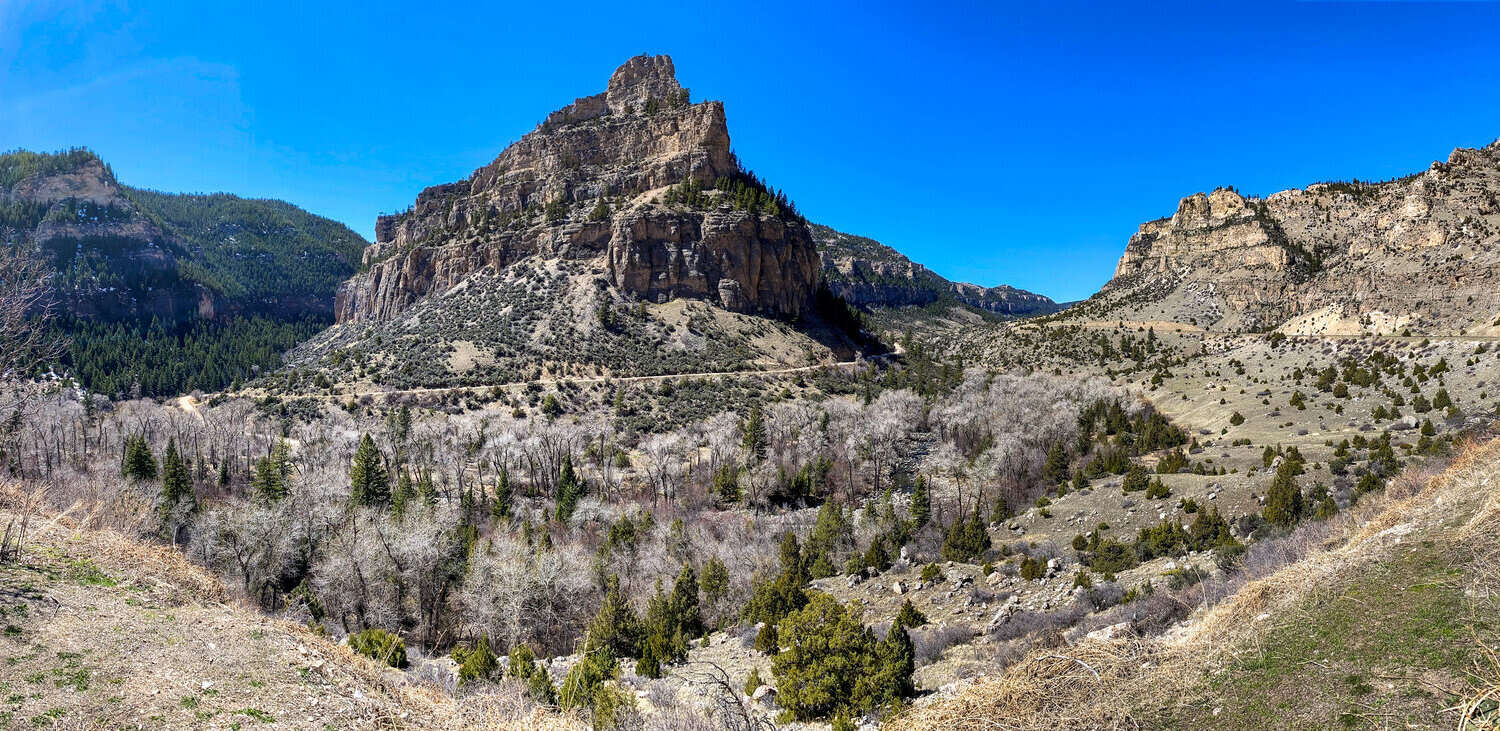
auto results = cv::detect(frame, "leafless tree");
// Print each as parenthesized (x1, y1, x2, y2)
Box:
(0, 245, 60, 383)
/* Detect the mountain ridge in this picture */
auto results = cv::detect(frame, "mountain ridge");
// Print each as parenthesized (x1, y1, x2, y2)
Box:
(812, 223, 1064, 316)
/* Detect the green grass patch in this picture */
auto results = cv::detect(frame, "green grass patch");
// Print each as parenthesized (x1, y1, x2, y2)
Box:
(1157, 538, 1494, 728)
(237, 707, 276, 723)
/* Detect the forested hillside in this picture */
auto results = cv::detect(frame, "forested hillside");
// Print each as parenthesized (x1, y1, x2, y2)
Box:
(0, 148, 367, 397)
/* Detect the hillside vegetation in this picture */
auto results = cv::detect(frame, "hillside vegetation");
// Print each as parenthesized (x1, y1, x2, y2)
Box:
(894, 435, 1500, 729)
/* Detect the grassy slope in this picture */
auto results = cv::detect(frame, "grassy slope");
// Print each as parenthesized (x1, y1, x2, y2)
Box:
(1161, 536, 1491, 728)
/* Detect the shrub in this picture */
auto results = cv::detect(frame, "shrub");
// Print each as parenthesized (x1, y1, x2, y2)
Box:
(754, 622, 779, 655)
(348, 628, 407, 668)
(508, 645, 556, 705)
(1144, 478, 1171, 500)
(940, 510, 991, 562)
(920, 563, 943, 583)
(771, 592, 913, 721)
(894, 598, 928, 629)
(1229, 411, 1245, 426)
(744, 666, 763, 695)
(453, 634, 501, 685)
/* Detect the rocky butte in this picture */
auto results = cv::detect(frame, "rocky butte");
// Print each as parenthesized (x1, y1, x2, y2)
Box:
(336, 55, 820, 325)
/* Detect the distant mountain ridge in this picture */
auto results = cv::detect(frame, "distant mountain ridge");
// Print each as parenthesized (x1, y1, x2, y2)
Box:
(0, 148, 366, 326)
(0, 147, 367, 395)
(811, 223, 1063, 317)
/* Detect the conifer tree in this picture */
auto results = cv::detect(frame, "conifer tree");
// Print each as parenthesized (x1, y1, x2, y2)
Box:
(1042, 441, 1070, 485)
(1263, 461, 1304, 527)
(583, 575, 641, 660)
(490, 466, 512, 519)
(894, 598, 927, 629)
(391, 470, 412, 518)
(555, 455, 583, 523)
(160, 438, 194, 515)
(910, 475, 931, 529)
(251, 438, 291, 502)
(741, 402, 768, 462)
(349, 434, 390, 507)
(121, 433, 157, 481)
(701, 555, 729, 606)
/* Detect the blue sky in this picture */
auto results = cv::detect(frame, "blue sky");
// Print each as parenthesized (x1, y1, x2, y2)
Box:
(3, 1, 1498, 302)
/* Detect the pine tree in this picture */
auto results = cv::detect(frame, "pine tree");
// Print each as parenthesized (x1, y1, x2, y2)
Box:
(120, 433, 157, 481)
(741, 403, 767, 462)
(160, 438, 194, 515)
(865, 617, 915, 708)
(940, 510, 991, 562)
(1263, 461, 1304, 527)
(583, 575, 641, 660)
(391, 470, 412, 518)
(1042, 441, 1070, 485)
(910, 476, 931, 529)
(251, 438, 291, 502)
(894, 598, 927, 628)
(701, 555, 730, 606)
(555, 455, 583, 523)
(490, 466, 512, 519)
(349, 434, 390, 507)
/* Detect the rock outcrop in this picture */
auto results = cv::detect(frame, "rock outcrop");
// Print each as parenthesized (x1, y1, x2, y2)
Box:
(337, 54, 819, 324)
(1086, 138, 1500, 334)
(812, 224, 1062, 316)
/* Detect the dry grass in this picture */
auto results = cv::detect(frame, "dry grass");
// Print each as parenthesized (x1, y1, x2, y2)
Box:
(1461, 643, 1500, 730)
(893, 435, 1500, 730)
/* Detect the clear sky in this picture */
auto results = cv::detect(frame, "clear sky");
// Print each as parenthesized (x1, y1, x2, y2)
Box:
(3, 1, 1498, 302)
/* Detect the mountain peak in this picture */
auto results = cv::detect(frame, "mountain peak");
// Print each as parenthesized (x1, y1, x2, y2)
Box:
(605, 54, 682, 112)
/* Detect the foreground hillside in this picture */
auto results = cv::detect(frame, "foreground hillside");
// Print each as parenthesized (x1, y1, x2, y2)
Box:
(0, 489, 577, 730)
(896, 434, 1500, 729)
(0, 148, 367, 396)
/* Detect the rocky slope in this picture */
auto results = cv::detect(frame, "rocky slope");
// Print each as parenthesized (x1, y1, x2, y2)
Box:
(1077, 138, 1500, 335)
(335, 55, 819, 325)
(813, 223, 1063, 316)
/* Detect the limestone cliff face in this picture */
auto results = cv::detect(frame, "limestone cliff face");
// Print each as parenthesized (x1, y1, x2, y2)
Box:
(337, 55, 819, 324)
(1091, 138, 1500, 334)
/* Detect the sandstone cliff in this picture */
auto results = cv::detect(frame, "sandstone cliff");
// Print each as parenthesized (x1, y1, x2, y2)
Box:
(336, 55, 819, 325)
(812, 224, 1061, 316)
(1083, 138, 1500, 335)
